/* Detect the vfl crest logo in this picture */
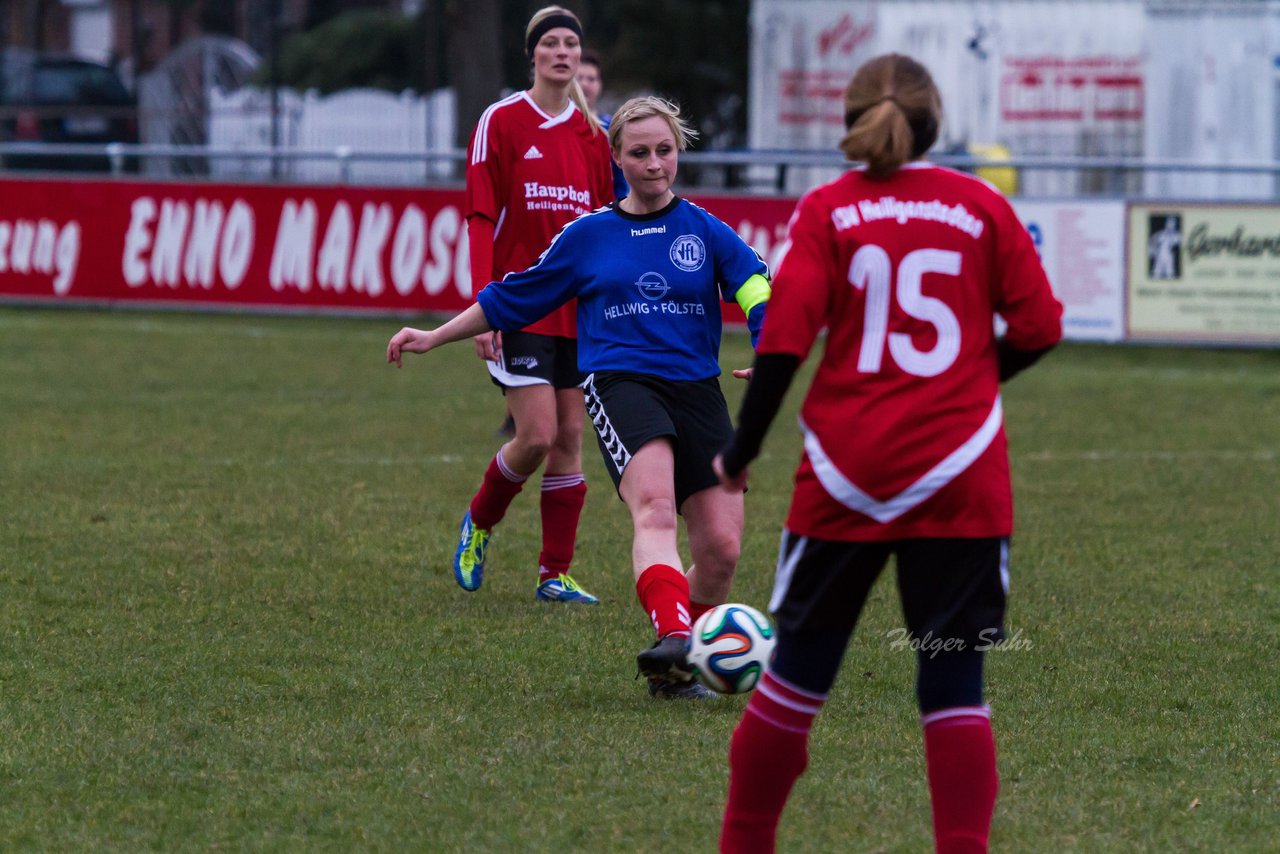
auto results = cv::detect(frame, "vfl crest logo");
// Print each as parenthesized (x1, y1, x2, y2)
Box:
(635, 272, 670, 300)
(669, 234, 705, 272)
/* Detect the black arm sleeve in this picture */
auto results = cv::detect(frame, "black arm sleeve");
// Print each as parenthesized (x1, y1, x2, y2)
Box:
(719, 352, 802, 477)
(998, 338, 1055, 382)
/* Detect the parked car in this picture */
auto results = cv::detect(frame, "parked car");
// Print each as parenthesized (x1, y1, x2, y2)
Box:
(0, 49, 138, 171)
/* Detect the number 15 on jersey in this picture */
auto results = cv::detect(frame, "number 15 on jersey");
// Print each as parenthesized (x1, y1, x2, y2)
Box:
(849, 245, 962, 378)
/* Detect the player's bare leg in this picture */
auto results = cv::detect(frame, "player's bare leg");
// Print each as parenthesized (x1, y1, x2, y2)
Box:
(451, 384, 555, 592)
(503, 384, 559, 474)
(533, 387, 596, 603)
(681, 485, 744, 622)
(621, 441, 713, 698)
(620, 440, 683, 576)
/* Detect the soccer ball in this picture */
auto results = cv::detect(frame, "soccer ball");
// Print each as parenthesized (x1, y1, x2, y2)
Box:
(688, 603, 777, 694)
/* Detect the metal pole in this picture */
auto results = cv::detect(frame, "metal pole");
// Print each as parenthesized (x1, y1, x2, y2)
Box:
(107, 142, 124, 176)
(336, 145, 351, 184)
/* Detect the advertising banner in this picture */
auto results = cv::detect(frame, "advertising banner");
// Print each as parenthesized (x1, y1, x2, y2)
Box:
(0, 177, 800, 322)
(1127, 204, 1280, 344)
(749, 1, 878, 149)
(750, 0, 1146, 195)
(1015, 200, 1126, 342)
(2, 177, 1133, 343)
(0, 177, 475, 314)
(748, 0, 880, 192)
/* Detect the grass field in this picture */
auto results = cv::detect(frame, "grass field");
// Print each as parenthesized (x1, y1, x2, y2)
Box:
(1, 306, 1277, 851)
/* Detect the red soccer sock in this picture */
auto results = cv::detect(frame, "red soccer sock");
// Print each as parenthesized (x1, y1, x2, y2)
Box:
(537, 474, 586, 582)
(635, 563, 691, 638)
(689, 599, 716, 625)
(468, 450, 527, 531)
(721, 671, 826, 854)
(922, 707, 999, 854)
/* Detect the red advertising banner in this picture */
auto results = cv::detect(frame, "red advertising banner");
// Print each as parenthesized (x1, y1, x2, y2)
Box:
(0, 176, 800, 320)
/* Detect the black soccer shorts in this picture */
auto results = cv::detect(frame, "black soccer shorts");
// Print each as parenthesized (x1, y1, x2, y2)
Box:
(769, 534, 1009, 649)
(487, 331, 582, 390)
(581, 370, 733, 509)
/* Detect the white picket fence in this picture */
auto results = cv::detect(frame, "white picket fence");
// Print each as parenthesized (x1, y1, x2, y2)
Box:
(207, 86, 456, 184)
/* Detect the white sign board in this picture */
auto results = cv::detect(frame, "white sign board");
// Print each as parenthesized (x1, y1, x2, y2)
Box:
(750, 0, 1147, 195)
(1014, 200, 1127, 342)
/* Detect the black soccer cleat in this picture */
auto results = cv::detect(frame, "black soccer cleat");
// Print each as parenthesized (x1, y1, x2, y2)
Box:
(636, 634, 694, 681)
(648, 676, 717, 700)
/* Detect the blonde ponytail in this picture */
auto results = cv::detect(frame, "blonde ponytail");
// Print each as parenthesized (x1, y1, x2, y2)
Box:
(568, 77, 603, 137)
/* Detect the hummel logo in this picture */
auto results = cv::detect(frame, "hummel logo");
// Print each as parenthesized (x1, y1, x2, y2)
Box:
(524, 145, 543, 160)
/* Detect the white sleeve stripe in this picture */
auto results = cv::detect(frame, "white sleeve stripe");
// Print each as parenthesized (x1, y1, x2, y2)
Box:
(500, 207, 608, 281)
(471, 93, 524, 165)
(800, 395, 1003, 524)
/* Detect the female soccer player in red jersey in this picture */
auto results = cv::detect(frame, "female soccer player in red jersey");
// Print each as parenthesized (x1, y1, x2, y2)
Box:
(714, 54, 1063, 853)
(452, 5, 614, 604)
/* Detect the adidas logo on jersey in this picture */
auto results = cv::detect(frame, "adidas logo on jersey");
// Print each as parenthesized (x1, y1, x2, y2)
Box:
(524, 145, 544, 160)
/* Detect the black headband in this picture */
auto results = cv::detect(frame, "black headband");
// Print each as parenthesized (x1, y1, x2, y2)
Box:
(526, 14, 583, 59)
(844, 97, 938, 158)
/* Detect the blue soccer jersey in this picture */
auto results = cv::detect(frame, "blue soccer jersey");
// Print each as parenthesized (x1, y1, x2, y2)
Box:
(476, 197, 769, 382)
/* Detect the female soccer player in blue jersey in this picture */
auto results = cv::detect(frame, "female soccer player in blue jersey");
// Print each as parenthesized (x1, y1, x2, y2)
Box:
(388, 96, 771, 699)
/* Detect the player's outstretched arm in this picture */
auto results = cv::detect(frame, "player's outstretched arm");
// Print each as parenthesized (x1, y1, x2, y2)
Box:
(386, 303, 493, 367)
(717, 352, 802, 490)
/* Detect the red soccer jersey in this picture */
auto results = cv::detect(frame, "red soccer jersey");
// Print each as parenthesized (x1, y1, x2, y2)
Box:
(758, 163, 1063, 541)
(466, 91, 614, 338)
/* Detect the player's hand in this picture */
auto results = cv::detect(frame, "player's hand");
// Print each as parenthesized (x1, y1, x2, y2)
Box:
(713, 453, 748, 493)
(386, 327, 433, 367)
(731, 367, 753, 381)
(473, 331, 502, 362)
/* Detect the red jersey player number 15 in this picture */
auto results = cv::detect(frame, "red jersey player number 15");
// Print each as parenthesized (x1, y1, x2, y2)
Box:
(716, 52, 1062, 854)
